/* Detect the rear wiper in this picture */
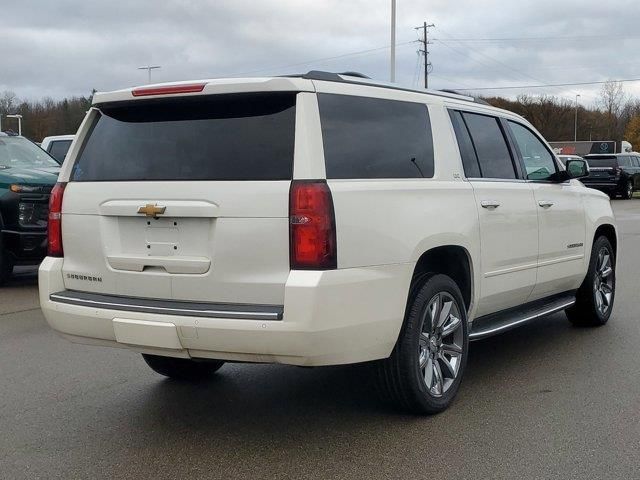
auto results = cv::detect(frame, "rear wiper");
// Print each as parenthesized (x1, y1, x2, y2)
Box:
(410, 157, 425, 178)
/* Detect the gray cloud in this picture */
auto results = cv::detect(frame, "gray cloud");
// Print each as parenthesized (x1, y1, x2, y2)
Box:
(1, 0, 639, 104)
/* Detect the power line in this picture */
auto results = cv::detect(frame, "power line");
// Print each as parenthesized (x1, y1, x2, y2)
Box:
(432, 34, 640, 42)
(229, 41, 416, 77)
(455, 78, 640, 91)
(433, 28, 588, 100)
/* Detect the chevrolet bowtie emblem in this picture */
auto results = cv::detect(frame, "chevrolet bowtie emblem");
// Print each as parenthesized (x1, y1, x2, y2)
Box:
(137, 204, 166, 217)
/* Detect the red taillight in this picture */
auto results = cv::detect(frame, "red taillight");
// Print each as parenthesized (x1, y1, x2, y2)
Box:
(289, 181, 337, 270)
(48, 182, 66, 257)
(131, 83, 206, 97)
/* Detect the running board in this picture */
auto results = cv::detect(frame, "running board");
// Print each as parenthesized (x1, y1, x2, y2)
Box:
(469, 292, 576, 341)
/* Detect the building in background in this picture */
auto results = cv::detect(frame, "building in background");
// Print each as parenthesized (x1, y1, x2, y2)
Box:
(549, 140, 633, 156)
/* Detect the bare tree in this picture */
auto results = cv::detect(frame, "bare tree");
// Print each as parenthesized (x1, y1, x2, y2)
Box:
(0, 91, 18, 115)
(598, 80, 628, 139)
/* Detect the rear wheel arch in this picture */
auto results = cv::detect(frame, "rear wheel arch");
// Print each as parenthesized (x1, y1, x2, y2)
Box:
(410, 245, 474, 315)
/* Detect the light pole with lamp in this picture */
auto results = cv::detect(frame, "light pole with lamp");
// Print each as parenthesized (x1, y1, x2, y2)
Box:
(574, 94, 581, 142)
(138, 65, 161, 84)
(390, 0, 396, 83)
(6, 114, 22, 136)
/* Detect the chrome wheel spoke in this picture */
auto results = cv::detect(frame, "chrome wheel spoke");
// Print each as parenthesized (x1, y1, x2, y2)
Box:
(441, 342, 463, 355)
(595, 290, 603, 310)
(438, 354, 457, 379)
(424, 357, 434, 387)
(600, 266, 613, 279)
(437, 299, 452, 329)
(427, 295, 440, 332)
(441, 314, 462, 338)
(601, 283, 613, 295)
(432, 360, 444, 396)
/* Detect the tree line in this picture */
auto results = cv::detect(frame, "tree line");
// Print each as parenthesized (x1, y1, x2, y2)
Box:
(485, 81, 640, 149)
(0, 91, 93, 142)
(1, 81, 640, 150)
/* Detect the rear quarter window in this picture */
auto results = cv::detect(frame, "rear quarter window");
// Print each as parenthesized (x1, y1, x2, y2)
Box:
(71, 93, 297, 182)
(318, 94, 435, 179)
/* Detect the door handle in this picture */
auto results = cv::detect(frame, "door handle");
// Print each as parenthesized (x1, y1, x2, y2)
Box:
(480, 200, 501, 209)
(538, 200, 554, 208)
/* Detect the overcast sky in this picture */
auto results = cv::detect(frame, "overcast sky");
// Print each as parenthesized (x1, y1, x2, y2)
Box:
(2, 0, 640, 105)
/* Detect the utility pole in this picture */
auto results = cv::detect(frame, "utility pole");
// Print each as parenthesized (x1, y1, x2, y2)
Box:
(416, 22, 435, 89)
(390, 0, 396, 82)
(138, 65, 161, 84)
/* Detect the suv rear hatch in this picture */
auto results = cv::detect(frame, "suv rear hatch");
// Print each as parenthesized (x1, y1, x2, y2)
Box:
(583, 156, 619, 183)
(60, 92, 297, 305)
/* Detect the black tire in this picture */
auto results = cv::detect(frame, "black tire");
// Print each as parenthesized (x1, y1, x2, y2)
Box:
(375, 273, 469, 414)
(142, 354, 224, 381)
(566, 236, 615, 327)
(621, 180, 633, 200)
(0, 249, 13, 286)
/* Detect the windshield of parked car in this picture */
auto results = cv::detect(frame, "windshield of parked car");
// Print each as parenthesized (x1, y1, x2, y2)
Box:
(0, 137, 60, 169)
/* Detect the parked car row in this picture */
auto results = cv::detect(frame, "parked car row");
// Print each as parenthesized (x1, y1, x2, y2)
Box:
(558, 153, 640, 199)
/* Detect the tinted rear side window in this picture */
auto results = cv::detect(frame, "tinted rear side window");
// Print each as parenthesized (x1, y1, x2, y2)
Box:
(318, 94, 434, 179)
(48, 140, 72, 162)
(449, 110, 481, 178)
(618, 156, 632, 167)
(72, 93, 296, 181)
(461, 112, 516, 179)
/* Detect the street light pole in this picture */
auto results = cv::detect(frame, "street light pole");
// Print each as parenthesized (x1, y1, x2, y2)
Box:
(574, 94, 581, 142)
(390, 0, 396, 83)
(138, 65, 161, 84)
(6, 114, 22, 136)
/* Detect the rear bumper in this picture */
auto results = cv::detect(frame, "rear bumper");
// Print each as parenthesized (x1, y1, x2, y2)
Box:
(39, 257, 413, 366)
(1, 229, 47, 264)
(581, 179, 622, 192)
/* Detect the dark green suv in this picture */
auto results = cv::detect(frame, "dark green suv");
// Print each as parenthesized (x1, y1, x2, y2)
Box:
(582, 153, 640, 199)
(0, 133, 60, 284)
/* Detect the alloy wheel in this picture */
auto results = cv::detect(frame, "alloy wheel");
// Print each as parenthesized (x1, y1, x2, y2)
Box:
(593, 247, 614, 315)
(418, 292, 464, 397)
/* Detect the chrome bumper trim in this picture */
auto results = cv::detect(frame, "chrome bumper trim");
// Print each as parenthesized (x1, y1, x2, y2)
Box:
(49, 290, 283, 321)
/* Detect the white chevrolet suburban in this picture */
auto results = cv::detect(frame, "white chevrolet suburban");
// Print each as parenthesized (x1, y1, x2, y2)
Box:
(39, 72, 617, 414)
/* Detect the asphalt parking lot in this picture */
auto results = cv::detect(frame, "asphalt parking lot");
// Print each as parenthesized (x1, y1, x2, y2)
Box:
(1, 200, 639, 480)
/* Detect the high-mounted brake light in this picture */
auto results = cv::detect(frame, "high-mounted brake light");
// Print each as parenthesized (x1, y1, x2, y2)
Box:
(289, 181, 337, 270)
(48, 182, 66, 257)
(131, 83, 207, 97)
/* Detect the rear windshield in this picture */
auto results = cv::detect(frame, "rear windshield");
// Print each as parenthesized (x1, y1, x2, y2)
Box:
(72, 93, 296, 182)
(585, 156, 617, 167)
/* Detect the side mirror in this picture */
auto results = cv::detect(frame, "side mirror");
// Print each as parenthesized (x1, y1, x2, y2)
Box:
(565, 159, 589, 179)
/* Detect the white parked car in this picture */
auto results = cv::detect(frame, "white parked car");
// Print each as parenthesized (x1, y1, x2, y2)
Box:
(40, 135, 75, 164)
(39, 72, 617, 414)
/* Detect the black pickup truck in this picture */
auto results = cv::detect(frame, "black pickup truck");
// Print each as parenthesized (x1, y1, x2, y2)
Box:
(0, 133, 60, 284)
(582, 153, 640, 199)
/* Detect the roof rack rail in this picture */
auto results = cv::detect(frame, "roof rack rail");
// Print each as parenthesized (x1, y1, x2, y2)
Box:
(439, 89, 490, 105)
(290, 70, 482, 104)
